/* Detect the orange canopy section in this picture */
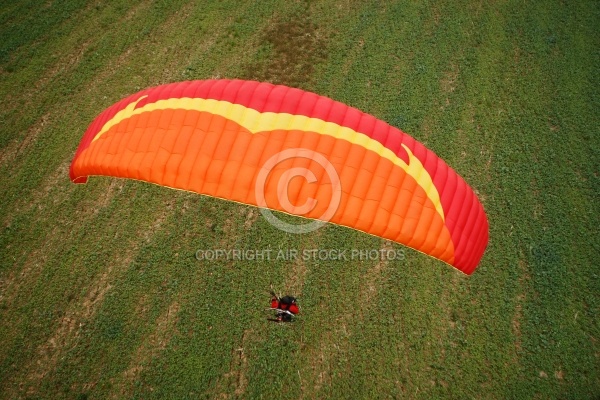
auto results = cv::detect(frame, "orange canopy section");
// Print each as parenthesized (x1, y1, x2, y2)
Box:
(70, 80, 488, 274)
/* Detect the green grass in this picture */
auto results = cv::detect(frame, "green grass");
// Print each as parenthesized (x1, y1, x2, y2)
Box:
(0, 0, 598, 398)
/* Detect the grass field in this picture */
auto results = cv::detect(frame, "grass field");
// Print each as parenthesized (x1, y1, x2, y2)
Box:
(1, 0, 598, 398)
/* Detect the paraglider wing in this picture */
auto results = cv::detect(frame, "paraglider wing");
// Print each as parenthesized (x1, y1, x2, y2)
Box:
(70, 80, 488, 274)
